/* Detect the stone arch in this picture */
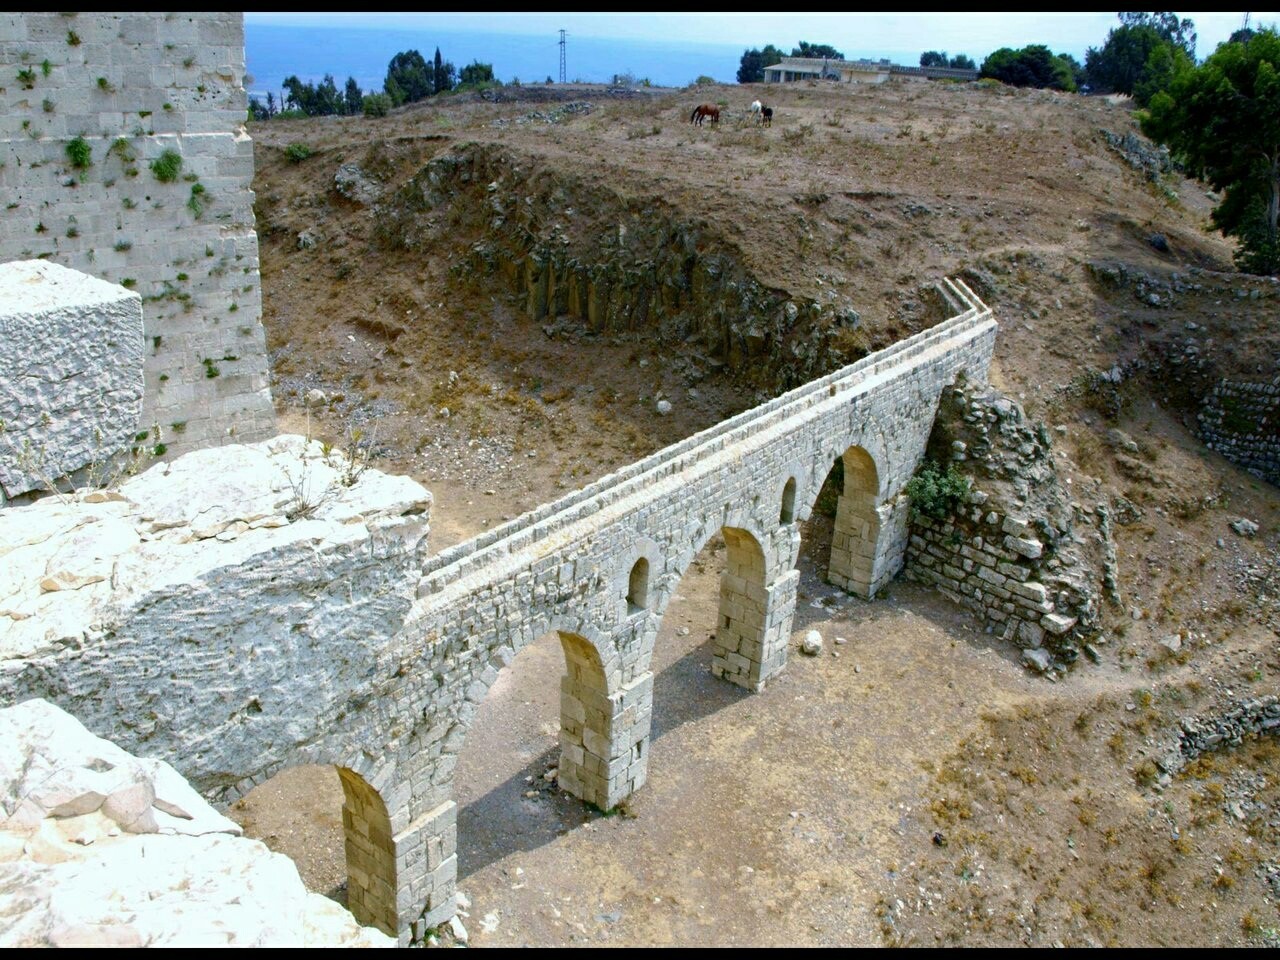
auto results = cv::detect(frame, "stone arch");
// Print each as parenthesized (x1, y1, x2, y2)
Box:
(628, 557, 650, 613)
(807, 443, 902, 599)
(453, 617, 642, 813)
(654, 517, 792, 692)
(336, 765, 399, 937)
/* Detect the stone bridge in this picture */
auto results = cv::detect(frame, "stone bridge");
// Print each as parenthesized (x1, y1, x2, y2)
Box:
(4, 277, 994, 945)
(284, 278, 995, 943)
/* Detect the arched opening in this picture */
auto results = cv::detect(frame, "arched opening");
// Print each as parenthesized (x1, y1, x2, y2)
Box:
(453, 628, 636, 899)
(627, 556, 650, 614)
(336, 767, 398, 936)
(780, 476, 797, 525)
(228, 763, 396, 937)
(805, 446, 883, 597)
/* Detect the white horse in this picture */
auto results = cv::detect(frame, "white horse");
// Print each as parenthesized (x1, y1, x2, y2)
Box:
(749, 99, 762, 123)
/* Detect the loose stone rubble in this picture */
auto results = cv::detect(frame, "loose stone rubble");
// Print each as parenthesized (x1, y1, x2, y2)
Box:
(0, 698, 392, 947)
(1155, 695, 1280, 782)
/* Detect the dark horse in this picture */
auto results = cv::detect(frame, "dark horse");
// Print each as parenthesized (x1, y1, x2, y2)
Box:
(690, 103, 720, 126)
(761, 106, 773, 127)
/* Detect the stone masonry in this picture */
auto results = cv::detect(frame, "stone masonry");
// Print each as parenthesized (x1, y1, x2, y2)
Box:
(0, 278, 996, 944)
(1198, 376, 1280, 486)
(0, 12, 275, 462)
(904, 380, 1105, 670)
(0, 260, 143, 499)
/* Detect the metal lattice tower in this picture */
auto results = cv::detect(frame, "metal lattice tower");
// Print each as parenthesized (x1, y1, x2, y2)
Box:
(559, 29, 566, 83)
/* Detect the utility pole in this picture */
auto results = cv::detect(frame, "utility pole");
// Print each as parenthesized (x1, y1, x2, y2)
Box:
(559, 29, 567, 84)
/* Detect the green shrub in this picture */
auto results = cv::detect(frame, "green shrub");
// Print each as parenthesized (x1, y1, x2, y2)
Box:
(284, 142, 314, 162)
(905, 460, 971, 522)
(149, 148, 182, 182)
(67, 30, 81, 46)
(65, 136, 92, 170)
(186, 182, 206, 217)
(362, 92, 392, 117)
(108, 137, 136, 163)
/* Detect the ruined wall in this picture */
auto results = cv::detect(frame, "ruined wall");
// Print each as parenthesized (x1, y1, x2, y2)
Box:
(905, 381, 1107, 670)
(1084, 260, 1279, 488)
(1198, 377, 1280, 486)
(0, 12, 275, 459)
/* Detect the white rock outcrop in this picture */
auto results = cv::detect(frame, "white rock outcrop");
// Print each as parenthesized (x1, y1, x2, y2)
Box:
(0, 261, 144, 500)
(0, 698, 393, 947)
(0, 434, 431, 796)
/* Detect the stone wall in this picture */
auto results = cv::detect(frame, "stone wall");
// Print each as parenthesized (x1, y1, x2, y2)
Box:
(1198, 377, 1280, 486)
(1155, 695, 1280, 783)
(904, 381, 1106, 670)
(0, 12, 275, 461)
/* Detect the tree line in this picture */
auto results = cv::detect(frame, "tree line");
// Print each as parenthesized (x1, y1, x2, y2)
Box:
(249, 47, 496, 120)
(733, 13, 1279, 274)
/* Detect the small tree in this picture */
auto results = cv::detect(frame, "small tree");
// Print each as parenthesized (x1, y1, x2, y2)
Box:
(384, 49, 431, 104)
(459, 60, 494, 86)
(920, 50, 949, 68)
(949, 53, 976, 70)
(737, 44, 783, 83)
(344, 76, 362, 115)
(792, 40, 843, 60)
(980, 44, 1077, 91)
(432, 46, 455, 95)
(1142, 28, 1280, 274)
(1085, 12, 1196, 97)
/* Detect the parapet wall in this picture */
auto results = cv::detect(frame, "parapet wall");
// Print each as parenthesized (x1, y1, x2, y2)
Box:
(0, 12, 275, 460)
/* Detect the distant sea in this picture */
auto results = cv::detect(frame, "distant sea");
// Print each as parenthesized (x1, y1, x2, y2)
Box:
(245, 22, 759, 100)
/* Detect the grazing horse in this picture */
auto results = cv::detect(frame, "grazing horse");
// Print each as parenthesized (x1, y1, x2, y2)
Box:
(761, 105, 773, 127)
(749, 99, 762, 121)
(690, 103, 720, 126)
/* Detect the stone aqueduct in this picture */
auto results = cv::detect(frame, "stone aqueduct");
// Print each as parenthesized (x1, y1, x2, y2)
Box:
(0, 11, 1011, 946)
(209, 281, 995, 944)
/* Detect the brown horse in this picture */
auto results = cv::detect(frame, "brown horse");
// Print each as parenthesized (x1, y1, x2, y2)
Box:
(690, 103, 720, 126)
(761, 105, 773, 127)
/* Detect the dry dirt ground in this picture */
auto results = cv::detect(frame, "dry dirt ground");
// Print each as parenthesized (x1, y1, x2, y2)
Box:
(228, 79, 1279, 947)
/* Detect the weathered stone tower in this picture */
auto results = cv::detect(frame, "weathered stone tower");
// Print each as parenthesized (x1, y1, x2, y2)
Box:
(0, 11, 275, 489)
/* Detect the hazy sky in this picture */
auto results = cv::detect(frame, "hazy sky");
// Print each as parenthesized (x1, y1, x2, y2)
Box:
(245, 11, 1276, 63)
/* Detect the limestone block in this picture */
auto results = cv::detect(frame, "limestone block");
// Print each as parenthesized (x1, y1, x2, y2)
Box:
(0, 261, 143, 498)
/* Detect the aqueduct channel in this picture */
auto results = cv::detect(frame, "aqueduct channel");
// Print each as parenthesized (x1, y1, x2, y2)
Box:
(247, 278, 995, 943)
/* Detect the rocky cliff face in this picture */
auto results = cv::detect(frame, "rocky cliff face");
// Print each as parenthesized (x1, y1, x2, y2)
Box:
(371, 141, 867, 392)
(0, 698, 392, 947)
